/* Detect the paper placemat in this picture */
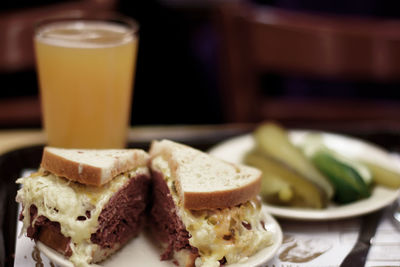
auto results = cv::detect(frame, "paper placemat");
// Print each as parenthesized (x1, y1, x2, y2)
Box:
(14, 200, 400, 267)
(266, 202, 400, 267)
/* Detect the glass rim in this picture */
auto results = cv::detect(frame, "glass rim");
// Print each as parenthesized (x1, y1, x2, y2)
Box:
(34, 11, 139, 36)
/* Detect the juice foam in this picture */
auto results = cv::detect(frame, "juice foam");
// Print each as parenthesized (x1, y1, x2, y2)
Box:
(36, 21, 135, 48)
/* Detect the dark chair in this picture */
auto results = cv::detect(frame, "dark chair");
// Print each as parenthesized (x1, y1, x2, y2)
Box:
(215, 1, 400, 130)
(0, 0, 117, 127)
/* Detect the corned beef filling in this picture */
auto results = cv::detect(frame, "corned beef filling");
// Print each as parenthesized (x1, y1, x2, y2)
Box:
(91, 174, 150, 247)
(22, 173, 150, 255)
(149, 170, 199, 261)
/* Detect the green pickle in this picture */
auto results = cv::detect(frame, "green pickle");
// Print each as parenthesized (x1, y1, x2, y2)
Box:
(245, 151, 327, 209)
(248, 122, 399, 208)
(311, 151, 371, 204)
(254, 123, 334, 200)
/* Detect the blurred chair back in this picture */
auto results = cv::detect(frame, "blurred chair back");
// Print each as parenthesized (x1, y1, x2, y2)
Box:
(216, 1, 400, 129)
(0, 0, 117, 127)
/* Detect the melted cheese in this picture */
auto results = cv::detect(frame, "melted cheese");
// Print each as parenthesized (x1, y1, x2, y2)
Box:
(16, 167, 149, 267)
(152, 156, 273, 267)
(184, 198, 272, 267)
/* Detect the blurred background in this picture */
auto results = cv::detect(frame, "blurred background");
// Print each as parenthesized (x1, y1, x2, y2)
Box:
(1, 0, 400, 130)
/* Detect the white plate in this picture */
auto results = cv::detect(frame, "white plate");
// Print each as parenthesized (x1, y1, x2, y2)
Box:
(208, 131, 400, 221)
(37, 206, 283, 267)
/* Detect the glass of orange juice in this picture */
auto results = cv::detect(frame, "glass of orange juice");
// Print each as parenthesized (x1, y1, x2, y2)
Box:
(34, 14, 138, 148)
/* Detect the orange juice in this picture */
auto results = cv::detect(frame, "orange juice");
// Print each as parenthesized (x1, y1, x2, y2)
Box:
(35, 19, 138, 148)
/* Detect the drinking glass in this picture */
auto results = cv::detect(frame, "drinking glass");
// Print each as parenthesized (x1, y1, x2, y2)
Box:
(35, 14, 139, 148)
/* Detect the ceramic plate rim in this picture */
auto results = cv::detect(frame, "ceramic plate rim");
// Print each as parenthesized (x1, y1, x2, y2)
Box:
(36, 207, 283, 267)
(208, 131, 400, 221)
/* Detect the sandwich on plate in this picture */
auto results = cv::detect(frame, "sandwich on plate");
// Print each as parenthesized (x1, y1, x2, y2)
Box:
(149, 139, 273, 267)
(16, 147, 151, 267)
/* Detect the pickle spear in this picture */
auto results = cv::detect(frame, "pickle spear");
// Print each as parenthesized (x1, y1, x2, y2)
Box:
(362, 162, 400, 188)
(254, 123, 334, 200)
(300, 132, 400, 190)
(245, 150, 327, 209)
(311, 151, 371, 204)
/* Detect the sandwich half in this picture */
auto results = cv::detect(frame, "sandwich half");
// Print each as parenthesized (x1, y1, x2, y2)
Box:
(149, 140, 273, 267)
(16, 147, 151, 267)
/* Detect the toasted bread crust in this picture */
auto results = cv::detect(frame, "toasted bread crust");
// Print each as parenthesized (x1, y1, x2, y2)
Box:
(41, 151, 102, 186)
(183, 175, 261, 210)
(41, 147, 149, 186)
